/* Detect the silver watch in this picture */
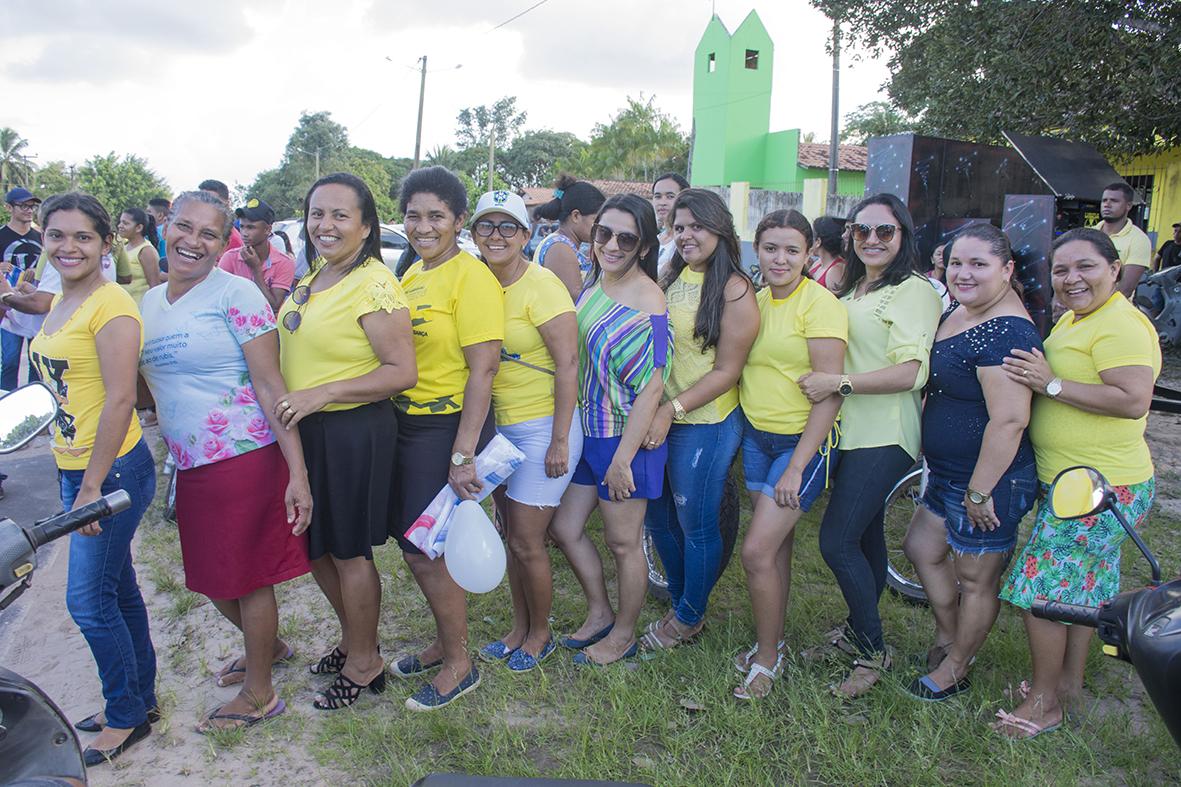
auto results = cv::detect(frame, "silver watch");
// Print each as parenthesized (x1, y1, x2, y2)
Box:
(1045, 377, 1063, 398)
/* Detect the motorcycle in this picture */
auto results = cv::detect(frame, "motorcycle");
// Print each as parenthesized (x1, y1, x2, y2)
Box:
(1135, 264, 1181, 347)
(0, 383, 133, 785)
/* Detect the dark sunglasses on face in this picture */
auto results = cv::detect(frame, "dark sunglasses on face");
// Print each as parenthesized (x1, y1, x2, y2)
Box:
(592, 224, 640, 253)
(282, 284, 312, 332)
(473, 220, 522, 239)
(850, 223, 899, 243)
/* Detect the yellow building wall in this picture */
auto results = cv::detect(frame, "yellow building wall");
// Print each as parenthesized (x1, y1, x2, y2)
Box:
(1120, 148, 1181, 244)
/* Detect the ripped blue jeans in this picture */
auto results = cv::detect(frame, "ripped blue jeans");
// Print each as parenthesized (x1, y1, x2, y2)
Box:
(644, 407, 743, 627)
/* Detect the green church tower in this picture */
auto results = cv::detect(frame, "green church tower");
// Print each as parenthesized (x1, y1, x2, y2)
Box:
(690, 11, 774, 187)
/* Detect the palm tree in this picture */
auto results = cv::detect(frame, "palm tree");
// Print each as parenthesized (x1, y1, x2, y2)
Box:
(0, 128, 34, 193)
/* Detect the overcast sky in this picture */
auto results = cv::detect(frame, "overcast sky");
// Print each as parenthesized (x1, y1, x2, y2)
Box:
(2, 0, 891, 196)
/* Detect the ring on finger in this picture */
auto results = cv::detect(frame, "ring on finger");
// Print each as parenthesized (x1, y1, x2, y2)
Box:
(280, 400, 290, 410)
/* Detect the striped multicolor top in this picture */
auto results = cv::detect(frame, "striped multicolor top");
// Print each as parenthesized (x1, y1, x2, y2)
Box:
(577, 284, 671, 438)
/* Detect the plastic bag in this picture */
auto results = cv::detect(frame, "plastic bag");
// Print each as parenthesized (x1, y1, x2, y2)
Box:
(402, 434, 526, 559)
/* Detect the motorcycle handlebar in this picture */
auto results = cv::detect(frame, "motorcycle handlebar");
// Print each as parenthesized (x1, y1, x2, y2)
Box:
(26, 490, 132, 549)
(1031, 598, 1101, 628)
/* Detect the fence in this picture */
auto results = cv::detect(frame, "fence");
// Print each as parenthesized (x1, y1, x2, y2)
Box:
(704, 186, 862, 238)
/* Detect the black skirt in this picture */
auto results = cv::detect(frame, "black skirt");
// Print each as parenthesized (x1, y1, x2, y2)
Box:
(299, 399, 397, 561)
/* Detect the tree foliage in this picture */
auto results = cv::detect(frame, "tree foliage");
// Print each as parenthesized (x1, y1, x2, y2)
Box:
(0, 128, 34, 194)
(815, 0, 1181, 156)
(840, 101, 924, 144)
(455, 97, 527, 150)
(558, 96, 688, 182)
(31, 161, 74, 199)
(501, 130, 586, 188)
(77, 153, 170, 220)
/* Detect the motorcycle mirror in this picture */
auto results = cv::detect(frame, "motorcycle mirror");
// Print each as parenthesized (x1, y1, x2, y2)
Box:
(1049, 465, 1109, 519)
(0, 383, 59, 454)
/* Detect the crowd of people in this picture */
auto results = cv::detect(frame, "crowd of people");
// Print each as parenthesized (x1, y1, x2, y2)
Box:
(0, 167, 1163, 765)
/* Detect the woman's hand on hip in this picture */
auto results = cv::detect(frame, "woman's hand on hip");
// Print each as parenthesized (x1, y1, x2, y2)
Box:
(964, 495, 1000, 531)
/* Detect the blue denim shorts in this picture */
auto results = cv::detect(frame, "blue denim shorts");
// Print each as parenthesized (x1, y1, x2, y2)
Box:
(740, 417, 838, 512)
(921, 464, 1038, 554)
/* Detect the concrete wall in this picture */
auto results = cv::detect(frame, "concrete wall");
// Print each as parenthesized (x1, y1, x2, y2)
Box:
(705, 185, 861, 239)
(1120, 148, 1181, 245)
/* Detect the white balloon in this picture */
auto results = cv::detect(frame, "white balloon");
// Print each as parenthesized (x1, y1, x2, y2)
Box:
(444, 500, 506, 594)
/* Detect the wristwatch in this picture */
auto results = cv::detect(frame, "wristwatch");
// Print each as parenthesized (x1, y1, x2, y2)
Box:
(670, 398, 687, 422)
(1045, 377, 1063, 398)
(966, 488, 991, 505)
(450, 451, 474, 467)
(837, 376, 854, 397)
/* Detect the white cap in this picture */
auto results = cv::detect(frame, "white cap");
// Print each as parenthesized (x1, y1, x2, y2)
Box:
(471, 190, 530, 229)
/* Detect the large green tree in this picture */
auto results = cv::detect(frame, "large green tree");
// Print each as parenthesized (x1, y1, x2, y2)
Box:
(500, 130, 586, 188)
(77, 153, 170, 219)
(814, 0, 1181, 157)
(840, 101, 925, 144)
(559, 96, 688, 182)
(31, 161, 75, 199)
(455, 97, 527, 150)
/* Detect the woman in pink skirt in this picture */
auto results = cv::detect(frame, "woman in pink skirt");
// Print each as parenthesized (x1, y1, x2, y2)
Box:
(138, 190, 313, 733)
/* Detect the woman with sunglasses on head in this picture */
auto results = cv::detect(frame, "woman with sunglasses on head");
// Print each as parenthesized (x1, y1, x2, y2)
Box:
(651, 172, 690, 277)
(547, 194, 670, 667)
(138, 191, 313, 731)
(532, 175, 606, 302)
(639, 189, 758, 651)
(469, 190, 582, 673)
(392, 166, 504, 710)
(275, 173, 417, 710)
(116, 207, 162, 304)
(797, 194, 943, 698)
(25, 193, 156, 766)
(733, 210, 847, 700)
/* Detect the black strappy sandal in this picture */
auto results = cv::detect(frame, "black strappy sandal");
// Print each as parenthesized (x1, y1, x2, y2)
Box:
(312, 669, 387, 710)
(309, 647, 347, 675)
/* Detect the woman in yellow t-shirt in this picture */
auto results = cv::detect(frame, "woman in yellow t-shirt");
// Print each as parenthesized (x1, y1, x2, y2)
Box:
(275, 174, 417, 710)
(733, 210, 847, 700)
(27, 193, 156, 766)
(995, 228, 1160, 739)
(468, 190, 581, 673)
(798, 193, 943, 698)
(391, 167, 504, 710)
(640, 189, 758, 651)
(116, 207, 161, 303)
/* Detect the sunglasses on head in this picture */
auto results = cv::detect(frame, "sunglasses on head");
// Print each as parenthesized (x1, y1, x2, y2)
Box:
(282, 284, 312, 332)
(592, 224, 640, 253)
(850, 223, 899, 243)
(473, 219, 522, 239)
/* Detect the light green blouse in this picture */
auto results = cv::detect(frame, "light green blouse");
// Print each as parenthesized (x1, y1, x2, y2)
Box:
(838, 274, 942, 458)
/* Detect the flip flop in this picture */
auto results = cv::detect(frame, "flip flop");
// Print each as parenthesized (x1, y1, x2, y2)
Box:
(993, 708, 1061, 739)
(215, 646, 295, 687)
(196, 697, 286, 734)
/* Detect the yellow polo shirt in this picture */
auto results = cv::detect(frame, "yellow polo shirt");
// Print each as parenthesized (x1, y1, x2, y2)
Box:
(1093, 220, 1152, 272)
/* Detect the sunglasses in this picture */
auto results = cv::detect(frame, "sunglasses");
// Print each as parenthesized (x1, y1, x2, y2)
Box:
(850, 223, 899, 243)
(592, 224, 640, 254)
(282, 284, 312, 332)
(473, 220, 522, 239)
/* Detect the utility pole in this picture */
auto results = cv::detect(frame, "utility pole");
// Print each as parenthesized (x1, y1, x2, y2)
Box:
(487, 126, 496, 191)
(414, 55, 427, 169)
(827, 16, 841, 199)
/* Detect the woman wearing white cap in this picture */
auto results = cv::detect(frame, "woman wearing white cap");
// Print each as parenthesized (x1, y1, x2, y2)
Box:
(470, 190, 583, 672)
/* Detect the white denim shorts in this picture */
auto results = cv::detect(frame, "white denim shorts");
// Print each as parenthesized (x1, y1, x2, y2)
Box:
(496, 412, 584, 507)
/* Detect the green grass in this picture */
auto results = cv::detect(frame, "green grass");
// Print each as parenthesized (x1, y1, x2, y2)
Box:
(135, 440, 1181, 786)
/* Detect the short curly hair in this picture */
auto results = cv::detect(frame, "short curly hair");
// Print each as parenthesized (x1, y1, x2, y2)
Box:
(398, 166, 468, 218)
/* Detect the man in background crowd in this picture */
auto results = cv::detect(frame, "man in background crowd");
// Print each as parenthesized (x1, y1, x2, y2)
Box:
(1095, 182, 1152, 298)
(198, 178, 244, 255)
(1154, 221, 1181, 271)
(0, 188, 45, 390)
(218, 198, 294, 311)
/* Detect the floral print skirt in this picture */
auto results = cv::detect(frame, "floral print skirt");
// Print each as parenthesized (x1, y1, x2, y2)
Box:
(1000, 477, 1155, 611)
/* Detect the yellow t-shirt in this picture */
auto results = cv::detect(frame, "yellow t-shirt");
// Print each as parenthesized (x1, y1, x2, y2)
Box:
(398, 250, 505, 415)
(1092, 220, 1152, 272)
(665, 267, 739, 425)
(839, 274, 943, 458)
(28, 283, 143, 470)
(493, 263, 575, 426)
(1030, 292, 1161, 485)
(740, 279, 848, 434)
(122, 239, 159, 306)
(277, 258, 409, 413)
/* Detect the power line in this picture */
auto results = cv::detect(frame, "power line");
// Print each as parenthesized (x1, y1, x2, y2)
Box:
(489, 0, 551, 32)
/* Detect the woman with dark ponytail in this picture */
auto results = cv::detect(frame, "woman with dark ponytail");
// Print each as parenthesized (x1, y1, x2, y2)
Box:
(117, 207, 162, 304)
(532, 175, 605, 301)
(640, 188, 758, 650)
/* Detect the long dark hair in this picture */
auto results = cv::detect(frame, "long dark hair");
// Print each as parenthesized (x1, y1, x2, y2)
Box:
(122, 206, 158, 248)
(812, 215, 845, 257)
(303, 172, 383, 274)
(837, 193, 922, 298)
(660, 189, 751, 352)
(586, 194, 659, 287)
(41, 192, 112, 240)
(535, 174, 605, 224)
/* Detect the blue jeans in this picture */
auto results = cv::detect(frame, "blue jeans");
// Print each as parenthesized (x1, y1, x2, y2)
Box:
(645, 407, 743, 626)
(60, 439, 158, 728)
(1, 328, 39, 391)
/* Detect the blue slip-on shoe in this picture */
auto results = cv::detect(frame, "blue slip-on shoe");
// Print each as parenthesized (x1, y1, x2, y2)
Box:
(907, 673, 971, 702)
(391, 653, 444, 678)
(478, 640, 514, 663)
(573, 640, 639, 667)
(404, 666, 481, 711)
(559, 623, 614, 650)
(507, 638, 556, 672)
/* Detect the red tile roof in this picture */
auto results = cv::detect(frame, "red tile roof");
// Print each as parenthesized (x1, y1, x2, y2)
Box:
(520, 179, 652, 207)
(797, 142, 868, 172)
